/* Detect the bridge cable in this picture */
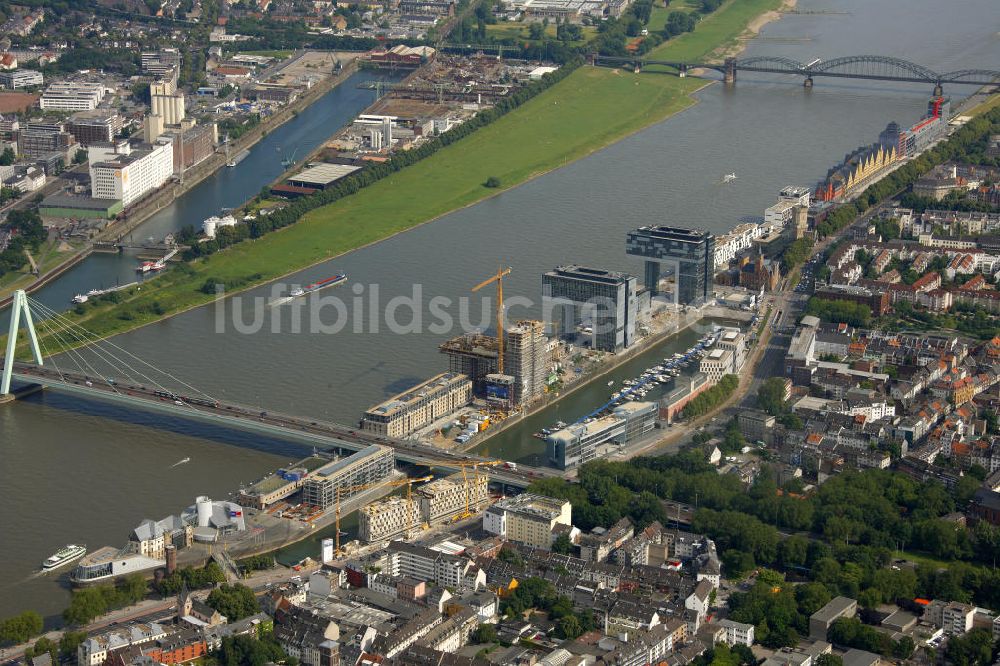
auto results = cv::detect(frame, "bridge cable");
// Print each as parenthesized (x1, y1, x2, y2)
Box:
(26, 299, 176, 399)
(27, 302, 142, 392)
(30, 308, 138, 389)
(30, 316, 71, 385)
(30, 314, 102, 382)
(27, 296, 218, 404)
(26, 299, 185, 397)
(31, 313, 127, 397)
(31, 311, 136, 397)
(31, 299, 215, 400)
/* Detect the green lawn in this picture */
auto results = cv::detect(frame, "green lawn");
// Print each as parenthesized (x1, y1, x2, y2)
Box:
(0, 239, 85, 302)
(241, 49, 295, 59)
(16, 0, 782, 351)
(484, 22, 596, 45)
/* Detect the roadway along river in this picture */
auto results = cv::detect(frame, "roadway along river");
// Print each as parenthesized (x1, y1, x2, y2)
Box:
(2, 0, 999, 621)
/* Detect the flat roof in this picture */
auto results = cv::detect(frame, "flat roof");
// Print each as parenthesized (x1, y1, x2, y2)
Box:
(545, 264, 634, 286)
(629, 225, 711, 241)
(811, 596, 856, 623)
(290, 163, 361, 186)
(314, 444, 391, 479)
(245, 455, 328, 495)
(40, 194, 120, 210)
(366, 373, 469, 417)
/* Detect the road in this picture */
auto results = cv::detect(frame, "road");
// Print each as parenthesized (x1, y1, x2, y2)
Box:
(11, 363, 554, 487)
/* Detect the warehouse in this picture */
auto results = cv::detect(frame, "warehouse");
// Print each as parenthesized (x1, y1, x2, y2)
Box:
(287, 163, 361, 190)
(39, 194, 123, 219)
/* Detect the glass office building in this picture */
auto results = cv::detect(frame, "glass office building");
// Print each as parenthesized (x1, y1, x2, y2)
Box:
(626, 226, 714, 306)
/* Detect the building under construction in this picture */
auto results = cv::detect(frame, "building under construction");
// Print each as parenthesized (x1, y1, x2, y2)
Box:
(418, 472, 489, 526)
(358, 471, 490, 544)
(504, 320, 549, 407)
(301, 445, 395, 509)
(439, 333, 499, 395)
(358, 496, 420, 543)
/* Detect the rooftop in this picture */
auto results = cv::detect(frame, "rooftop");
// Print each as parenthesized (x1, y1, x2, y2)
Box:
(365, 372, 469, 418)
(289, 163, 361, 186)
(545, 264, 634, 286)
(491, 492, 568, 521)
(629, 225, 712, 242)
(314, 444, 392, 479)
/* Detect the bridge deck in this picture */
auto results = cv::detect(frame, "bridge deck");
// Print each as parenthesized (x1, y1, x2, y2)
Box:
(11, 364, 549, 488)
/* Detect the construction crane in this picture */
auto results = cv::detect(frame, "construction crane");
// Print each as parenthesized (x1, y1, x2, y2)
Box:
(422, 459, 504, 520)
(334, 475, 433, 557)
(471, 267, 511, 374)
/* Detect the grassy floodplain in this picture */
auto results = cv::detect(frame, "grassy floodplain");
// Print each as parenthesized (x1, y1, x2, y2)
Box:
(19, 0, 782, 347)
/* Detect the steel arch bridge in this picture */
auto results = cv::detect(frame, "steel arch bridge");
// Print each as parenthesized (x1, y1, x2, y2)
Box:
(589, 52, 1000, 90)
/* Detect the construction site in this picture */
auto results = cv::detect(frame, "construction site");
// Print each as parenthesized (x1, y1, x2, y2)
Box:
(359, 468, 494, 545)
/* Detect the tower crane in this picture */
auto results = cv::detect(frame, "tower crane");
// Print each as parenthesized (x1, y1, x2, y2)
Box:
(471, 267, 512, 375)
(421, 459, 504, 520)
(334, 475, 433, 557)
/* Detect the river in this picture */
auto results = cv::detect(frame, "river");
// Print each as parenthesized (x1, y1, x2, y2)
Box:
(20, 69, 392, 313)
(2, 0, 998, 622)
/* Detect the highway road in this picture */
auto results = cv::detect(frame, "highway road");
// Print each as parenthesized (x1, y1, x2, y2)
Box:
(11, 363, 556, 487)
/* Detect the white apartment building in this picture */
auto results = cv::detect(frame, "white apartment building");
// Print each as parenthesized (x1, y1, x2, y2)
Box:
(418, 472, 489, 526)
(385, 541, 467, 588)
(78, 623, 167, 666)
(362, 372, 472, 438)
(0, 69, 43, 89)
(89, 139, 174, 207)
(482, 493, 571, 550)
(718, 619, 755, 646)
(358, 496, 420, 544)
(40, 81, 106, 110)
(714, 222, 763, 268)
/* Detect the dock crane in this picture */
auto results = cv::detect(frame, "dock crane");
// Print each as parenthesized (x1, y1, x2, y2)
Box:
(334, 474, 433, 557)
(471, 267, 511, 374)
(422, 459, 504, 520)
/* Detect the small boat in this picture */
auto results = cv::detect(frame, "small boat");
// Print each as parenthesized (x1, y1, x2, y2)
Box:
(226, 160, 236, 168)
(722, 173, 738, 183)
(71, 294, 88, 304)
(42, 544, 87, 572)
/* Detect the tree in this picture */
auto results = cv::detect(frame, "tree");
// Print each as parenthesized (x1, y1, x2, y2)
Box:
(207, 583, 260, 621)
(0, 611, 44, 644)
(471, 623, 497, 644)
(556, 614, 582, 639)
(0, 146, 14, 165)
(73, 148, 88, 164)
(218, 634, 288, 666)
(60, 631, 88, 660)
(484, 176, 501, 188)
(757, 377, 789, 416)
(552, 533, 573, 555)
(944, 627, 993, 666)
(528, 22, 544, 40)
(815, 655, 843, 666)
(26, 636, 58, 661)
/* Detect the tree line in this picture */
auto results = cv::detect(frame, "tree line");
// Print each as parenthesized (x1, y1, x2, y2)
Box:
(183, 58, 582, 269)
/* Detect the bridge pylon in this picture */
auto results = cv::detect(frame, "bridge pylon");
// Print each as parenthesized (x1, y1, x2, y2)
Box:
(724, 58, 737, 85)
(2, 289, 43, 398)
(933, 82, 943, 97)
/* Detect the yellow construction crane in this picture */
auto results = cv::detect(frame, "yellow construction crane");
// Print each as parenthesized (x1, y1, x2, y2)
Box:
(334, 474, 433, 557)
(472, 267, 511, 375)
(422, 459, 504, 520)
